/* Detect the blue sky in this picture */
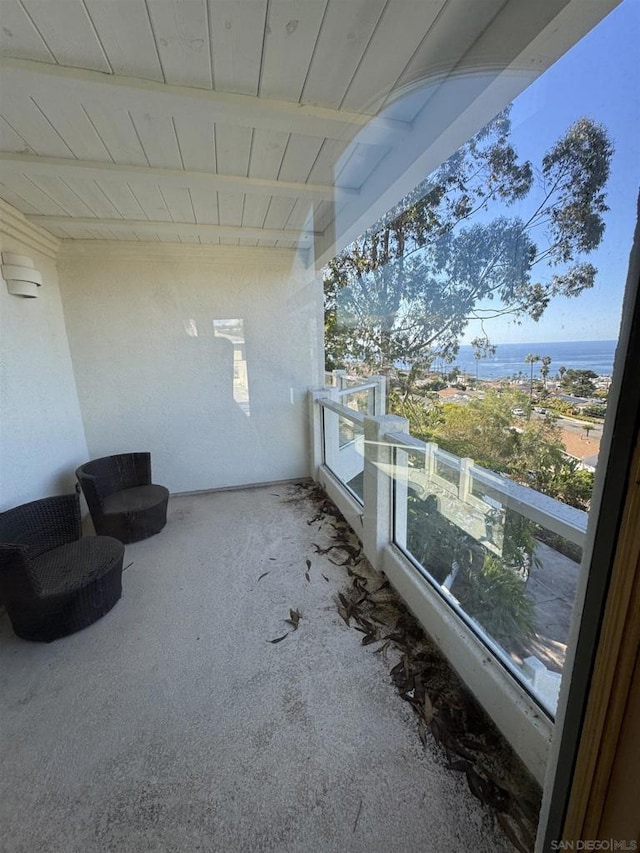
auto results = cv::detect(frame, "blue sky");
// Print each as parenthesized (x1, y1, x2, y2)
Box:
(462, 0, 640, 345)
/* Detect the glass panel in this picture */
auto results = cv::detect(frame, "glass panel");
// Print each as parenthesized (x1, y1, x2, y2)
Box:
(322, 407, 364, 503)
(323, 1, 637, 724)
(395, 443, 587, 715)
(433, 450, 460, 492)
(341, 387, 376, 416)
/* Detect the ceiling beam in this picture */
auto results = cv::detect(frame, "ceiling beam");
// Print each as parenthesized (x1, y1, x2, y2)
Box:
(26, 215, 316, 245)
(0, 58, 410, 148)
(0, 153, 355, 202)
(313, 0, 620, 268)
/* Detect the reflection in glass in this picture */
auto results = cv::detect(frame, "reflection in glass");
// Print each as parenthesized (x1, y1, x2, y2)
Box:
(322, 406, 364, 503)
(395, 443, 586, 715)
(213, 319, 250, 416)
(183, 318, 198, 338)
(338, 386, 375, 448)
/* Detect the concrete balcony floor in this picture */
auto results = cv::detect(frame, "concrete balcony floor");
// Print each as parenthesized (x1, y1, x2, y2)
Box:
(1, 485, 512, 853)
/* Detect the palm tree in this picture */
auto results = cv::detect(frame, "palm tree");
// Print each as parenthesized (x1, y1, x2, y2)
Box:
(524, 353, 541, 403)
(540, 355, 552, 388)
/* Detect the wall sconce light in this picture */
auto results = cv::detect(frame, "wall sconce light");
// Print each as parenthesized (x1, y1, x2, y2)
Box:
(1, 252, 43, 298)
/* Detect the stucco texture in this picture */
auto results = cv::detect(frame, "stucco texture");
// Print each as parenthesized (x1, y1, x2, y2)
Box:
(58, 243, 324, 493)
(0, 230, 88, 510)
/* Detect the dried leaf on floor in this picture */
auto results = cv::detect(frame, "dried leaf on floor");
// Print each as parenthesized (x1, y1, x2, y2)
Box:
(286, 609, 301, 630)
(373, 641, 390, 658)
(466, 766, 493, 805)
(267, 633, 289, 644)
(353, 799, 363, 833)
(294, 480, 542, 845)
(446, 758, 471, 772)
(338, 607, 350, 627)
(423, 692, 434, 724)
(496, 814, 530, 853)
(347, 566, 368, 580)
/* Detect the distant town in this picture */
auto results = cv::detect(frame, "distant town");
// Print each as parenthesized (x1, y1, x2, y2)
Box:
(418, 365, 609, 473)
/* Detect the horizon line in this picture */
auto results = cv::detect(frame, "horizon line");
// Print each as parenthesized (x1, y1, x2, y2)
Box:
(459, 338, 618, 347)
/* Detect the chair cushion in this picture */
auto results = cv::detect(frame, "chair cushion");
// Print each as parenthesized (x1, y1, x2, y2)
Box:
(32, 537, 125, 598)
(102, 484, 169, 516)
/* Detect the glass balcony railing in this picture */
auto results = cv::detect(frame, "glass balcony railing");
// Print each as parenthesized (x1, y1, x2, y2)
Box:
(389, 432, 586, 716)
(319, 378, 383, 504)
(315, 389, 587, 718)
(320, 399, 366, 503)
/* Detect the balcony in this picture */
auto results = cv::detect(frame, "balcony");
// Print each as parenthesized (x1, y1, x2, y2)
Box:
(312, 375, 589, 779)
(1, 1, 637, 846)
(1, 484, 522, 852)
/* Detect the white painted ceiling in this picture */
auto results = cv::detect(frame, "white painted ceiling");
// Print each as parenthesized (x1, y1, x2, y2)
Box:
(0, 0, 619, 261)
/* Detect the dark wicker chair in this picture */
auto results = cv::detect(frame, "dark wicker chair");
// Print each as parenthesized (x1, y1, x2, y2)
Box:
(0, 494, 124, 642)
(76, 453, 169, 544)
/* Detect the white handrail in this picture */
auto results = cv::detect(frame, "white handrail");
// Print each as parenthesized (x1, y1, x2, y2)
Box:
(337, 381, 379, 396)
(385, 430, 587, 546)
(317, 397, 366, 425)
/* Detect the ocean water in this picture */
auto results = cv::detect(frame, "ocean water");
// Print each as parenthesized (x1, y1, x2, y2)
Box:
(448, 339, 618, 380)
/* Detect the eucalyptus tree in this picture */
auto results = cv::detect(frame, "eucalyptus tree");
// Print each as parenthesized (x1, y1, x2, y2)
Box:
(325, 111, 613, 385)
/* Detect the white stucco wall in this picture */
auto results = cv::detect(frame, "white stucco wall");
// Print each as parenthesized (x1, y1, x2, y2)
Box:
(0, 203, 89, 510)
(58, 242, 323, 493)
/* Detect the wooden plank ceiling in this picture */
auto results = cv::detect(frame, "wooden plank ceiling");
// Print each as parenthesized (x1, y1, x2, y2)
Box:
(0, 0, 618, 260)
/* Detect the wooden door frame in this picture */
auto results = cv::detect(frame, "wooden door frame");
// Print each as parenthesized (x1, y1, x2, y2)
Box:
(540, 196, 640, 849)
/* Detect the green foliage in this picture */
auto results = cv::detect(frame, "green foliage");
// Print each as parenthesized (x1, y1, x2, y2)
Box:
(534, 460, 594, 512)
(388, 388, 442, 442)
(582, 403, 607, 418)
(324, 110, 613, 373)
(545, 398, 577, 416)
(427, 389, 530, 472)
(560, 369, 598, 397)
(456, 555, 536, 649)
(406, 492, 479, 584)
(405, 495, 536, 649)
(502, 510, 539, 578)
(390, 388, 595, 511)
(541, 117, 613, 261)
